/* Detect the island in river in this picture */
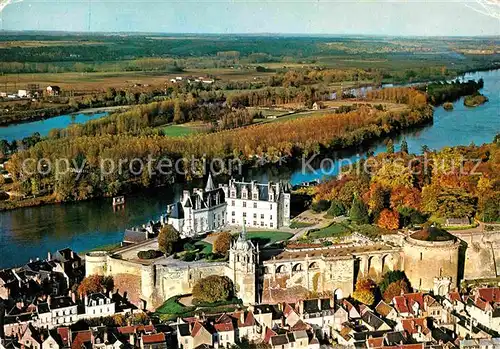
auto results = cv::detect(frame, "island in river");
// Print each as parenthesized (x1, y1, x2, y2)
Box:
(464, 93, 489, 107)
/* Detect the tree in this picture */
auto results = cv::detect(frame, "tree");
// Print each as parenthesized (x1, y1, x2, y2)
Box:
(373, 162, 414, 189)
(400, 139, 409, 154)
(77, 275, 114, 297)
(377, 209, 400, 230)
(158, 225, 179, 255)
(398, 207, 426, 227)
(383, 279, 410, 302)
(379, 270, 410, 294)
(213, 231, 233, 255)
(105, 87, 116, 100)
(480, 193, 500, 222)
(386, 139, 394, 154)
(436, 187, 476, 219)
(350, 196, 369, 224)
(327, 200, 346, 217)
(173, 99, 184, 124)
(192, 275, 234, 304)
(353, 289, 375, 306)
(421, 144, 429, 153)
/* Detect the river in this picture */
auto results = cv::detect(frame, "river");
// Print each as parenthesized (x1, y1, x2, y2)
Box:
(0, 69, 498, 269)
(0, 111, 108, 142)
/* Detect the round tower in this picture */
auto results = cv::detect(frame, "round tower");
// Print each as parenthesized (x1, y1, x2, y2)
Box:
(85, 251, 109, 276)
(402, 227, 460, 292)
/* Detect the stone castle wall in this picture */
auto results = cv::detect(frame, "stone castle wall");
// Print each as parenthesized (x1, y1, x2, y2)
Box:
(454, 230, 500, 280)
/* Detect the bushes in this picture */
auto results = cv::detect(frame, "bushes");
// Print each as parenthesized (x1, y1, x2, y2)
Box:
(311, 199, 330, 213)
(137, 250, 163, 260)
(327, 200, 346, 217)
(192, 275, 234, 304)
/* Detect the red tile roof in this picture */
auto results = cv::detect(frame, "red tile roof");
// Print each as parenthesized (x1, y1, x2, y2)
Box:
(401, 318, 430, 335)
(117, 326, 135, 335)
(290, 320, 310, 331)
(264, 328, 277, 344)
(448, 292, 462, 303)
(214, 322, 234, 332)
(71, 331, 91, 349)
(57, 327, 70, 345)
(393, 293, 424, 315)
(191, 322, 205, 337)
(142, 333, 165, 344)
(477, 287, 500, 303)
(367, 337, 384, 348)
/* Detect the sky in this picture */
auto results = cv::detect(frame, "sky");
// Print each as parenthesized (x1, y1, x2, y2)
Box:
(1, 0, 499, 36)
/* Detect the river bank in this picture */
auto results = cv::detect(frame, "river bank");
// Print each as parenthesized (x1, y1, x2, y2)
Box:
(0, 69, 498, 268)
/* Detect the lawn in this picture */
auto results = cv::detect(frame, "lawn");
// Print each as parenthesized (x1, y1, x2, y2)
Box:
(194, 241, 213, 254)
(289, 221, 315, 229)
(162, 125, 198, 137)
(246, 231, 294, 246)
(308, 223, 352, 239)
(155, 295, 243, 321)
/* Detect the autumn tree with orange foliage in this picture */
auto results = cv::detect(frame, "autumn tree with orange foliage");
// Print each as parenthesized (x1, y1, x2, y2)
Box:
(377, 209, 400, 230)
(383, 279, 410, 303)
(353, 278, 379, 306)
(77, 274, 114, 297)
(213, 231, 233, 255)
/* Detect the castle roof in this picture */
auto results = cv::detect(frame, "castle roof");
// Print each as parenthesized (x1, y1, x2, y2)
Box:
(410, 227, 454, 242)
(205, 173, 216, 192)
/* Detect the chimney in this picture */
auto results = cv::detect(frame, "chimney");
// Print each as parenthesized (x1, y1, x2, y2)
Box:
(47, 296, 51, 307)
(317, 298, 322, 312)
(70, 250, 74, 259)
(71, 291, 76, 304)
(240, 311, 245, 324)
(47, 252, 52, 261)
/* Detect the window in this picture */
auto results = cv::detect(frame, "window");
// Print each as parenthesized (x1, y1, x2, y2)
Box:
(243, 212, 247, 217)
(253, 194, 258, 200)
(253, 202, 257, 208)
(270, 222, 273, 227)
(420, 252, 423, 260)
(243, 202, 246, 208)
(253, 213, 257, 218)
(270, 215, 272, 220)
(260, 214, 264, 219)
(231, 200, 235, 206)
(232, 219, 235, 224)
(253, 221, 257, 226)
(232, 211, 235, 216)
(270, 204, 273, 209)
(260, 221, 264, 226)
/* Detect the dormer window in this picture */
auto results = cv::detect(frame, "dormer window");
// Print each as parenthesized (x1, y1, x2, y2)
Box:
(242, 191, 247, 199)
(253, 193, 258, 200)
(231, 190, 236, 198)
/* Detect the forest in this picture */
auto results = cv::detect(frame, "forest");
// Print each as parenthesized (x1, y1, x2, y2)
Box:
(311, 136, 500, 226)
(425, 79, 484, 105)
(5, 88, 432, 202)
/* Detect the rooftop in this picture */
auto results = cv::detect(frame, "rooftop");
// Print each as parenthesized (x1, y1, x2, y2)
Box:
(409, 227, 455, 242)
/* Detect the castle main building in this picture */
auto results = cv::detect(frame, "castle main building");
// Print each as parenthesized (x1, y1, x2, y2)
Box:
(167, 175, 291, 237)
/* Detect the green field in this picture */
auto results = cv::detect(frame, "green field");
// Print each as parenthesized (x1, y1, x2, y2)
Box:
(194, 241, 213, 254)
(308, 223, 352, 239)
(161, 125, 199, 137)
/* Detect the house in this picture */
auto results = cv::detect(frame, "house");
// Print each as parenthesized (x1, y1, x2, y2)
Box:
(17, 90, 28, 98)
(84, 293, 116, 319)
(19, 324, 42, 349)
(361, 309, 391, 331)
(465, 287, 500, 331)
(375, 300, 398, 321)
(393, 293, 425, 317)
(140, 333, 166, 349)
(424, 295, 449, 324)
(398, 318, 432, 343)
(45, 86, 60, 96)
(312, 102, 324, 110)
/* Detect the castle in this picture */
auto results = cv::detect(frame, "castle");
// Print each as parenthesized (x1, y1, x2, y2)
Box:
(167, 175, 291, 237)
(85, 226, 462, 311)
